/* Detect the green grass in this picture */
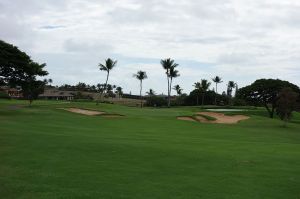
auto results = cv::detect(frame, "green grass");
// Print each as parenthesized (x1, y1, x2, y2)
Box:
(1, 99, 300, 199)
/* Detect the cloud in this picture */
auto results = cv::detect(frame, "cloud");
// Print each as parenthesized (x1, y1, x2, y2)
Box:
(63, 39, 114, 55)
(0, 0, 300, 94)
(39, 25, 66, 30)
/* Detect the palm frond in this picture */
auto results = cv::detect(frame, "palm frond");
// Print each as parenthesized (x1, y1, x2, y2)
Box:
(133, 70, 148, 80)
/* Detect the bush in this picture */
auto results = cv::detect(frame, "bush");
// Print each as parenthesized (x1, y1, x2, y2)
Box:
(145, 96, 167, 107)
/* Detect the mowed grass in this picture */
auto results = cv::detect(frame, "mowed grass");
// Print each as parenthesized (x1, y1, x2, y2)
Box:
(0, 100, 300, 199)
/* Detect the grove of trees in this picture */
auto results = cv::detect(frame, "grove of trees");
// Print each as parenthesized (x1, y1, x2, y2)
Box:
(237, 79, 300, 118)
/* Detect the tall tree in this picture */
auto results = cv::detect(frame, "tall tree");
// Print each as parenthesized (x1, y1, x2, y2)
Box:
(47, 78, 53, 86)
(96, 83, 105, 94)
(106, 84, 115, 97)
(227, 81, 235, 97)
(0, 40, 48, 85)
(234, 82, 239, 97)
(133, 70, 148, 108)
(160, 58, 179, 107)
(173, 84, 183, 96)
(21, 62, 48, 105)
(169, 66, 180, 98)
(276, 87, 299, 126)
(193, 82, 202, 106)
(0, 40, 31, 85)
(212, 76, 223, 105)
(200, 79, 211, 106)
(115, 86, 123, 98)
(0, 40, 48, 104)
(98, 58, 117, 102)
(237, 79, 300, 118)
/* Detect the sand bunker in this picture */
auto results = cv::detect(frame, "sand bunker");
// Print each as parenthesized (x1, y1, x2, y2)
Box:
(177, 112, 249, 124)
(196, 112, 249, 124)
(61, 108, 105, 116)
(60, 108, 125, 118)
(177, 116, 197, 122)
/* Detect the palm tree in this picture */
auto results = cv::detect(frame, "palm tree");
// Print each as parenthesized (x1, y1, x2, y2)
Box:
(173, 84, 182, 96)
(106, 84, 114, 97)
(227, 81, 235, 97)
(96, 83, 105, 93)
(212, 76, 223, 94)
(133, 70, 148, 108)
(98, 58, 117, 101)
(160, 58, 179, 107)
(115, 86, 123, 98)
(212, 76, 223, 105)
(169, 66, 180, 98)
(200, 79, 211, 106)
(193, 82, 202, 106)
(234, 82, 238, 97)
(146, 89, 156, 96)
(194, 79, 211, 106)
(43, 78, 53, 87)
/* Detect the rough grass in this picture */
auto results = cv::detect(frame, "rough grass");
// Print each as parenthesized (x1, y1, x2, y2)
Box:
(1, 99, 300, 199)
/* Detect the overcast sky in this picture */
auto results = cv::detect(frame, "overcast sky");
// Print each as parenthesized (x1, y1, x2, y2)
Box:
(1, 0, 300, 95)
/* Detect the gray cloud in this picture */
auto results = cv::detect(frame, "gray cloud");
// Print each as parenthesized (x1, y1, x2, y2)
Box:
(39, 25, 66, 30)
(63, 39, 114, 54)
(0, 0, 300, 94)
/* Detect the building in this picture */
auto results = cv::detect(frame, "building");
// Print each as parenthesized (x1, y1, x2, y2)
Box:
(39, 89, 75, 100)
(0, 86, 23, 98)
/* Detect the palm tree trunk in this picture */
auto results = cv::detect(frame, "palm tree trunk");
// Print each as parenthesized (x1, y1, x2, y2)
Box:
(196, 95, 199, 106)
(202, 92, 205, 107)
(104, 71, 109, 95)
(215, 83, 217, 105)
(97, 71, 109, 105)
(169, 78, 173, 107)
(140, 80, 143, 108)
(167, 75, 170, 107)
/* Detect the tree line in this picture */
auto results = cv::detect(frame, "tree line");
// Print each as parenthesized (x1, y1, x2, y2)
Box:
(1, 39, 300, 124)
(97, 57, 240, 108)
